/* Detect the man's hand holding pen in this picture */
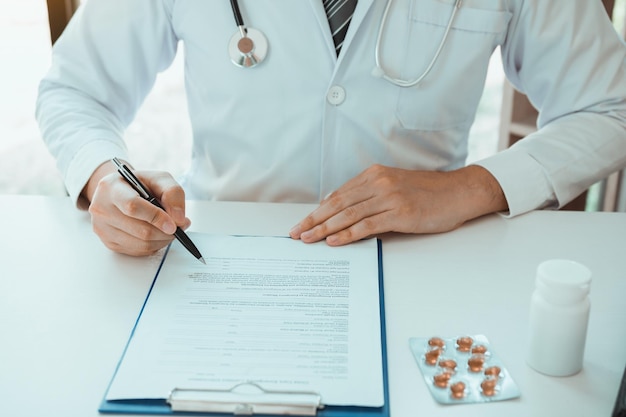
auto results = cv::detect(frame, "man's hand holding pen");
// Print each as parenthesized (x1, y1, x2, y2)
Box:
(84, 160, 191, 257)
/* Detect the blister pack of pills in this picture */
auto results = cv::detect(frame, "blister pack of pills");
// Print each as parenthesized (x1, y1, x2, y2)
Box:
(409, 335, 521, 404)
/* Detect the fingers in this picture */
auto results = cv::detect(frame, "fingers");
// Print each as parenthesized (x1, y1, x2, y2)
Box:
(91, 215, 174, 256)
(141, 172, 187, 226)
(114, 182, 178, 235)
(303, 201, 392, 246)
(290, 171, 391, 245)
(291, 170, 373, 237)
(88, 169, 189, 257)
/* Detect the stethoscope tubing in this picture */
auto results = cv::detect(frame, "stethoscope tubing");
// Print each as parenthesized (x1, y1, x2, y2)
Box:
(228, 0, 462, 85)
(230, 0, 245, 28)
(374, 0, 463, 88)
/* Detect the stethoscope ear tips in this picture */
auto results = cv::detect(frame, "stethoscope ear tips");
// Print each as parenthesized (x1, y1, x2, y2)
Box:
(229, 27, 268, 68)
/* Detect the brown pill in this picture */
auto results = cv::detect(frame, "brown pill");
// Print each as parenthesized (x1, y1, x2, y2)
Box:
(433, 372, 452, 388)
(450, 381, 466, 399)
(468, 354, 485, 373)
(481, 377, 498, 396)
(438, 358, 457, 372)
(471, 344, 488, 355)
(484, 366, 501, 378)
(424, 348, 442, 366)
(428, 337, 446, 348)
(456, 336, 473, 352)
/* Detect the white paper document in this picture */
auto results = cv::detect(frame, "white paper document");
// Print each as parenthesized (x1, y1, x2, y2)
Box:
(106, 234, 384, 408)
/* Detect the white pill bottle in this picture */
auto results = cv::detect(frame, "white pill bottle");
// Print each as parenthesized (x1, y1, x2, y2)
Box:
(526, 259, 592, 377)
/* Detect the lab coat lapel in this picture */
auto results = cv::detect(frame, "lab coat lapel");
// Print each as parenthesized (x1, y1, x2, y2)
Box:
(308, 0, 376, 62)
(308, 0, 338, 59)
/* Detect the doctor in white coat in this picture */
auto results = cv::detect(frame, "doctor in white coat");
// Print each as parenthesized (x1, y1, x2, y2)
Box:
(37, 0, 626, 256)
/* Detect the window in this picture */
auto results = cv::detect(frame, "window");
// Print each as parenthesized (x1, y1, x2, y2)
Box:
(0, 0, 191, 196)
(0, 0, 64, 194)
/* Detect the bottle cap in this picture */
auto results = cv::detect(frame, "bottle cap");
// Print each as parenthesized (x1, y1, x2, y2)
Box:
(536, 259, 591, 305)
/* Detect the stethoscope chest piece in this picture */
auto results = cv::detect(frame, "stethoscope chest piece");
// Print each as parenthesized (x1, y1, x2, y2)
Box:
(229, 27, 268, 68)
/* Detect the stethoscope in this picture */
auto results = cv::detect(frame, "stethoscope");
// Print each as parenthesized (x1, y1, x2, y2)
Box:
(373, 0, 463, 87)
(228, 0, 462, 88)
(228, 0, 268, 68)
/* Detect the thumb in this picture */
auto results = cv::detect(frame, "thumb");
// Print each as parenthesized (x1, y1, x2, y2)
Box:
(137, 171, 187, 226)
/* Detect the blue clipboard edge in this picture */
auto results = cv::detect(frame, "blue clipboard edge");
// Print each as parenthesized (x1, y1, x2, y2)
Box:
(99, 239, 390, 417)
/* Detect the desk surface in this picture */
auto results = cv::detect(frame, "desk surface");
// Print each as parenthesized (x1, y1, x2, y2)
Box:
(1, 195, 625, 417)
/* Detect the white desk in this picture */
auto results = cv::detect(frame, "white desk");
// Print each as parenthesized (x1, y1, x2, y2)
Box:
(1, 195, 624, 417)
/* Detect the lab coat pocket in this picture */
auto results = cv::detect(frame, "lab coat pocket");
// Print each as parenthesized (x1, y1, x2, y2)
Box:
(393, 0, 512, 131)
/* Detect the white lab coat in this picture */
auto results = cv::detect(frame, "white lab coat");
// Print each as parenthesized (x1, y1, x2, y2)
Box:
(36, 0, 626, 216)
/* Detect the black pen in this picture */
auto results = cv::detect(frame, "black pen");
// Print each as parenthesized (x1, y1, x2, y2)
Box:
(112, 158, 206, 264)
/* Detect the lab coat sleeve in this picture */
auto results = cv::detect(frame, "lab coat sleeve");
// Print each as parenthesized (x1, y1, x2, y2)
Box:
(36, 0, 178, 209)
(475, 0, 626, 216)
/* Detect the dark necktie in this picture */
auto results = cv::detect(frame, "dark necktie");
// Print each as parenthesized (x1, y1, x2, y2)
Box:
(323, 0, 358, 56)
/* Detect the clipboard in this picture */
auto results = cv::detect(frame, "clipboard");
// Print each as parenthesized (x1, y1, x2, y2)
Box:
(99, 239, 389, 417)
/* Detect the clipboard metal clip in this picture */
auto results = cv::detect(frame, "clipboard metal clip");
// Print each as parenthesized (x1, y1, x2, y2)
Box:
(167, 381, 323, 416)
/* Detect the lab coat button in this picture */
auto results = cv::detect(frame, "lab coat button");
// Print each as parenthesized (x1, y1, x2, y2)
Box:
(327, 86, 346, 106)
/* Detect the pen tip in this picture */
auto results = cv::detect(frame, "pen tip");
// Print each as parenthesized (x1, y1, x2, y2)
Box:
(199, 257, 206, 265)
